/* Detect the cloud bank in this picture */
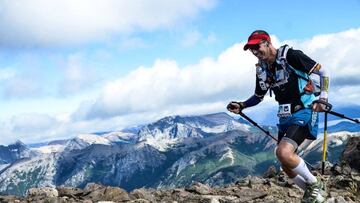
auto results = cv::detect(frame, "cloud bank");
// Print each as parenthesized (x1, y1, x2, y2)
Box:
(0, 0, 216, 47)
(71, 28, 360, 127)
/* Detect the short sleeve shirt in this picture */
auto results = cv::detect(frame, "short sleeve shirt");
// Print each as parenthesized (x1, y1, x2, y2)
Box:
(254, 47, 319, 107)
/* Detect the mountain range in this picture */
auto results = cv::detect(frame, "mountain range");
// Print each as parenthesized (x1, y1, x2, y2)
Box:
(0, 112, 358, 196)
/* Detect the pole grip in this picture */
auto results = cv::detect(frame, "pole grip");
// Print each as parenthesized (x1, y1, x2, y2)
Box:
(312, 99, 332, 111)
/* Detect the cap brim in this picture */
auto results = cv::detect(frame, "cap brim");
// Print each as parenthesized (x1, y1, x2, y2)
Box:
(243, 39, 262, 50)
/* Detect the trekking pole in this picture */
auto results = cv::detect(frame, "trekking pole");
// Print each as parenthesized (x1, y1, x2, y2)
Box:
(312, 99, 359, 174)
(237, 111, 315, 169)
(322, 111, 328, 174)
(313, 100, 359, 124)
(312, 100, 333, 174)
(238, 111, 278, 141)
(327, 111, 359, 123)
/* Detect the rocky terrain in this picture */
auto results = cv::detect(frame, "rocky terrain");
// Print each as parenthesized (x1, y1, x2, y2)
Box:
(0, 137, 358, 203)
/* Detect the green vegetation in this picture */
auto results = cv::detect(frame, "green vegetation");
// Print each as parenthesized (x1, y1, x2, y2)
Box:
(3, 167, 42, 196)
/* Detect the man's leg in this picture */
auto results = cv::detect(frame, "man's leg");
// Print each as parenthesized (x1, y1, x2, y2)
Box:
(276, 141, 317, 184)
(277, 126, 315, 185)
(282, 166, 306, 190)
(276, 125, 325, 202)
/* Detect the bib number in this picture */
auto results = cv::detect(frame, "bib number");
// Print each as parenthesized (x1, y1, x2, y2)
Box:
(277, 104, 292, 118)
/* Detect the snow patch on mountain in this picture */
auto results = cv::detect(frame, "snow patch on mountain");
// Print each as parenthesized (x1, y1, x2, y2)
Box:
(32, 144, 64, 154)
(76, 134, 112, 145)
(62, 133, 112, 152)
(231, 120, 251, 131)
(0, 164, 9, 171)
(0, 154, 58, 192)
(63, 167, 87, 187)
(138, 123, 203, 151)
(140, 135, 178, 152)
(200, 125, 227, 133)
(200, 121, 249, 134)
(220, 147, 235, 165)
(102, 131, 137, 143)
(301, 131, 360, 155)
(176, 156, 197, 177)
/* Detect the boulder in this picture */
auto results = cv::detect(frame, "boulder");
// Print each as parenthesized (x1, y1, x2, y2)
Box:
(27, 187, 58, 198)
(341, 136, 360, 172)
(185, 182, 213, 195)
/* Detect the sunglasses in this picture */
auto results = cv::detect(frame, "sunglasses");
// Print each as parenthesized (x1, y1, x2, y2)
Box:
(249, 44, 261, 51)
(249, 41, 267, 51)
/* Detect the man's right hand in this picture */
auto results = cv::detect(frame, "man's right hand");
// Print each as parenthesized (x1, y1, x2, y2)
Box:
(227, 101, 245, 114)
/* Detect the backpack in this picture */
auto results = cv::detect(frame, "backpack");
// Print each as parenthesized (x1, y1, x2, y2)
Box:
(277, 45, 321, 97)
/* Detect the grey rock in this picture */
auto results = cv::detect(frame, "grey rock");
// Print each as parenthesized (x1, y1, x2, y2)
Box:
(288, 189, 301, 198)
(325, 196, 350, 203)
(130, 188, 156, 202)
(83, 185, 131, 202)
(84, 182, 105, 192)
(341, 136, 360, 172)
(263, 165, 278, 178)
(57, 186, 84, 198)
(185, 182, 213, 195)
(332, 164, 343, 175)
(332, 176, 357, 193)
(127, 199, 151, 203)
(0, 195, 23, 203)
(27, 187, 58, 198)
(104, 186, 131, 202)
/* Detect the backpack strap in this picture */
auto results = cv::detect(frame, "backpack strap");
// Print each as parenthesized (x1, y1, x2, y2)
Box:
(277, 45, 290, 64)
(277, 45, 321, 96)
(277, 45, 311, 82)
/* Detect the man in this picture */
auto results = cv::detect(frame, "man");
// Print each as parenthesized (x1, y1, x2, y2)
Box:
(227, 30, 330, 203)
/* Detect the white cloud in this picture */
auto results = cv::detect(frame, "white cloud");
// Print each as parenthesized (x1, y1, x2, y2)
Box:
(59, 53, 101, 96)
(0, 0, 217, 47)
(0, 113, 60, 144)
(73, 28, 360, 121)
(72, 42, 257, 120)
(10, 113, 58, 134)
(3, 76, 44, 99)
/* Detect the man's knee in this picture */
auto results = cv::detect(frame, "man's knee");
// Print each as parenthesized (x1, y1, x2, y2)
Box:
(276, 147, 289, 162)
(276, 142, 295, 162)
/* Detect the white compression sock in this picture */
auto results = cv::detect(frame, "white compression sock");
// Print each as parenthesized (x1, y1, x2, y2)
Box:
(291, 158, 317, 184)
(291, 175, 306, 190)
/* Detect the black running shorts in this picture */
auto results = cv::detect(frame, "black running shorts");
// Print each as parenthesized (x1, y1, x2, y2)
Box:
(277, 125, 310, 149)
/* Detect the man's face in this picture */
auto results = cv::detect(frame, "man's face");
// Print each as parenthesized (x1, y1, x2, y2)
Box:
(249, 41, 270, 61)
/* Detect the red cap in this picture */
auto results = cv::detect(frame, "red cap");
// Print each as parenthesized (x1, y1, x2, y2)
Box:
(243, 30, 271, 50)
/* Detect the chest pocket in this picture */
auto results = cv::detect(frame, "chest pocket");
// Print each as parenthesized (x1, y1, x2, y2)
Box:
(273, 65, 290, 87)
(256, 65, 269, 91)
(256, 62, 290, 90)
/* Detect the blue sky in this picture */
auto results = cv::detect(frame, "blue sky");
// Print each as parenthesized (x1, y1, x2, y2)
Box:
(1, 0, 360, 144)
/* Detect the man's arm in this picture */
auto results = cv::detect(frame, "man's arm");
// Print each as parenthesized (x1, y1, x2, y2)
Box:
(310, 64, 330, 101)
(227, 75, 267, 114)
(311, 64, 330, 112)
(227, 94, 263, 114)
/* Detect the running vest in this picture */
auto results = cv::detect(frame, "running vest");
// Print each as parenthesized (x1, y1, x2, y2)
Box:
(255, 45, 317, 112)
